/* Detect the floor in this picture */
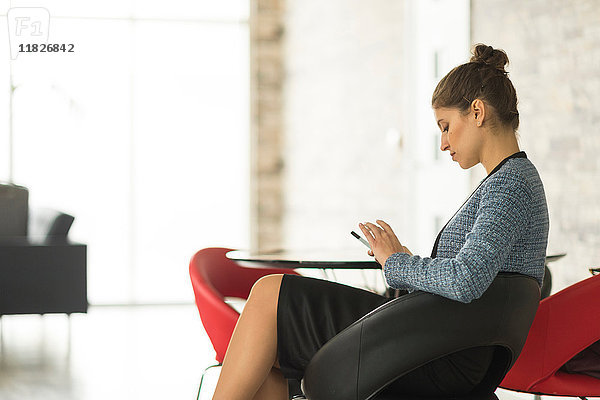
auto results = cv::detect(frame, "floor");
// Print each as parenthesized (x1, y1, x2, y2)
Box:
(0, 305, 216, 400)
(0, 304, 592, 400)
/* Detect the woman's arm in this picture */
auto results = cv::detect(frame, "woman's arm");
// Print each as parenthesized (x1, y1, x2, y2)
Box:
(363, 174, 533, 303)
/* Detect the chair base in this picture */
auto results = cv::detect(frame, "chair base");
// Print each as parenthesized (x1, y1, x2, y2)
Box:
(196, 363, 222, 400)
(195, 366, 308, 400)
(288, 379, 304, 399)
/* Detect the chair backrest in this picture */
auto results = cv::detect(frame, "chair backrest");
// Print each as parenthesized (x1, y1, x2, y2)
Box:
(189, 248, 239, 363)
(0, 183, 29, 238)
(500, 273, 600, 395)
(189, 247, 299, 363)
(28, 208, 75, 240)
(301, 273, 540, 400)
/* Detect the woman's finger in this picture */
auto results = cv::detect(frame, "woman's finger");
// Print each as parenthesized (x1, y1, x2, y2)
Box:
(365, 222, 383, 238)
(376, 219, 394, 234)
(359, 223, 375, 244)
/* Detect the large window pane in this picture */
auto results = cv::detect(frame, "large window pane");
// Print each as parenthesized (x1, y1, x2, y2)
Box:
(11, 19, 133, 304)
(3, 5, 249, 304)
(131, 21, 249, 302)
(132, 0, 249, 21)
(0, 1, 248, 20)
(0, 19, 9, 179)
(3, 0, 132, 19)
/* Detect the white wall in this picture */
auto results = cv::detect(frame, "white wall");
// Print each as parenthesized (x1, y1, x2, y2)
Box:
(282, 0, 471, 287)
(471, 0, 600, 294)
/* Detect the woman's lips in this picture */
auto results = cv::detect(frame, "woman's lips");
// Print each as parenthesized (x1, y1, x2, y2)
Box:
(451, 152, 456, 160)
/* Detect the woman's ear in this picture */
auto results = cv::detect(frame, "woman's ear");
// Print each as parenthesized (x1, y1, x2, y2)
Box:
(471, 99, 486, 127)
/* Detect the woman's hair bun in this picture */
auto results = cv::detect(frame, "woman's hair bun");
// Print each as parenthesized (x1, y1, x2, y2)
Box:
(470, 43, 509, 72)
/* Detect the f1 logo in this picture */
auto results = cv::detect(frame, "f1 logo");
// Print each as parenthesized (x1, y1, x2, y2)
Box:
(7, 8, 50, 59)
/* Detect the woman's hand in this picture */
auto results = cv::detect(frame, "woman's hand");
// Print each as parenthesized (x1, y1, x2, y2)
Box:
(359, 220, 412, 266)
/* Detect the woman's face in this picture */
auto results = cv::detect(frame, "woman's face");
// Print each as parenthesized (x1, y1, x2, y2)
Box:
(434, 107, 482, 170)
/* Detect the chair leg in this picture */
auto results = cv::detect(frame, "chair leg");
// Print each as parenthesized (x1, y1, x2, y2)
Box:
(197, 363, 222, 400)
(288, 379, 305, 399)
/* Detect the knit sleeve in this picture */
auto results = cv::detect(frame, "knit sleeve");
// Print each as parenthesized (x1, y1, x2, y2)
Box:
(383, 173, 532, 303)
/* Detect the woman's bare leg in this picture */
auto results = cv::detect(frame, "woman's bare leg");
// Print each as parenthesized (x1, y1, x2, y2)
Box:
(212, 274, 288, 400)
(252, 367, 288, 400)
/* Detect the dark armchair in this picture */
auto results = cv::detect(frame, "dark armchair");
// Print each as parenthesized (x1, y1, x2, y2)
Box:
(300, 273, 540, 400)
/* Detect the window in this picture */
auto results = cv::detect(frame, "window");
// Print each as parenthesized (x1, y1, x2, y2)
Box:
(0, 1, 250, 304)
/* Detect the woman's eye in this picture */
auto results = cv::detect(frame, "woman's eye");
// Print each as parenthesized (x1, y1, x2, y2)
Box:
(442, 127, 448, 133)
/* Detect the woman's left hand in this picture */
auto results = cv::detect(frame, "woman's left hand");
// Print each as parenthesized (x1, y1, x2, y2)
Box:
(359, 220, 412, 266)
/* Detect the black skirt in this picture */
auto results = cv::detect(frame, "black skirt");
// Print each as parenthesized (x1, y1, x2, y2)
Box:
(276, 274, 495, 396)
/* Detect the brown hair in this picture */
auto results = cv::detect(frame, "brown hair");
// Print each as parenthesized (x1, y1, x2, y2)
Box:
(431, 44, 519, 131)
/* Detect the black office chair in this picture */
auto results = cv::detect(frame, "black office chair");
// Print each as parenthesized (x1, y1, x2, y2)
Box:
(299, 273, 540, 400)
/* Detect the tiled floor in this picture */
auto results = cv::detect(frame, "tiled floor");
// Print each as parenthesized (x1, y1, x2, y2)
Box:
(0, 304, 593, 400)
(0, 305, 216, 400)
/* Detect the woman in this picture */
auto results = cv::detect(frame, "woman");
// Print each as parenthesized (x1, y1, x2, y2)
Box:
(212, 44, 549, 399)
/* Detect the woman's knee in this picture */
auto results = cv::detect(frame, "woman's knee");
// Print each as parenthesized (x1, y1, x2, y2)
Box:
(249, 274, 284, 303)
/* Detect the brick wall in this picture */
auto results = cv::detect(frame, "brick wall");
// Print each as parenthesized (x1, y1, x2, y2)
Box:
(472, 0, 600, 291)
(250, 0, 285, 251)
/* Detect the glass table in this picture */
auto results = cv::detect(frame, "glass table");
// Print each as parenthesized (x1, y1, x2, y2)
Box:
(226, 248, 380, 270)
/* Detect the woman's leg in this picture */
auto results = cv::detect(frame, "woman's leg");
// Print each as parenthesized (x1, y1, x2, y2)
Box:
(212, 274, 288, 400)
(252, 367, 288, 400)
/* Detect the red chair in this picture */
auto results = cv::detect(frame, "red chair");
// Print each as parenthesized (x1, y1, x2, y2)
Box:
(500, 273, 600, 399)
(189, 247, 299, 399)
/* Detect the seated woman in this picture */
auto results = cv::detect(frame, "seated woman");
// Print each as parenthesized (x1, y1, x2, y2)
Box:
(211, 44, 549, 400)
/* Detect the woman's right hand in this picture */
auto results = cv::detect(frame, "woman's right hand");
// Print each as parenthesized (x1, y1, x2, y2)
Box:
(360, 220, 412, 265)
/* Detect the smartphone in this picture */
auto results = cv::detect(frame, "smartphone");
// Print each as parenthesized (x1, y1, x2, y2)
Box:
(350, 231, 370, 248)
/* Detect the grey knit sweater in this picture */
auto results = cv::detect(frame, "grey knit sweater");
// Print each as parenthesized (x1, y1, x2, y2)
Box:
(384, 151, 549, 303)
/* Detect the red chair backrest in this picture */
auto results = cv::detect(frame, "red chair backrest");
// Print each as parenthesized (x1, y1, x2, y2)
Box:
(501, 273, 600, 393)
(189, 247, 298, 363)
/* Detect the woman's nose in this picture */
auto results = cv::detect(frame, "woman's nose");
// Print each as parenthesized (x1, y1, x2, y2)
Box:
(440, 133, 450, 152)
